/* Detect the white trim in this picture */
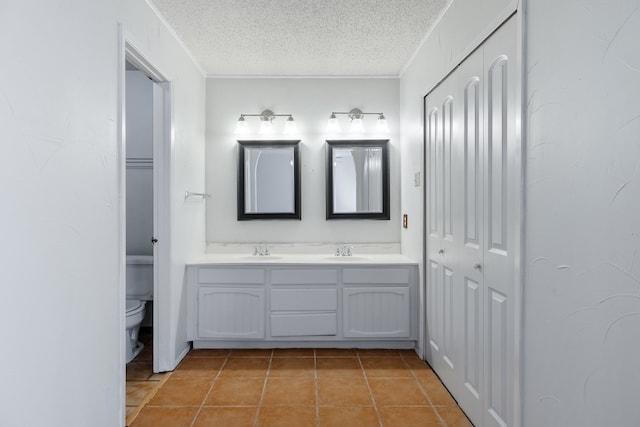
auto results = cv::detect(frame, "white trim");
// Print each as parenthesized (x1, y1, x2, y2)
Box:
(143, 0, 206, 77)
(120, 26, 177, 375)
(206, 74, 400, 79)
(116, 24, 127, 427)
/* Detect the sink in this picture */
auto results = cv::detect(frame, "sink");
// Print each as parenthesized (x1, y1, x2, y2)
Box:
(240, 255, 283, 261)
(324, 256, 369, 262)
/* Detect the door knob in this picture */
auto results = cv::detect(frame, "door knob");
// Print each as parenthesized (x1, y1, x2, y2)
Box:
(438, 249, 445, 255)
(473, 263, 482, 271)
(151, 238, 158, 244)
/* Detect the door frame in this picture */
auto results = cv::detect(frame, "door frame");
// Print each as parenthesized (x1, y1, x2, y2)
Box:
(117, 25, 173, 423)
(420, 10, 524, 427)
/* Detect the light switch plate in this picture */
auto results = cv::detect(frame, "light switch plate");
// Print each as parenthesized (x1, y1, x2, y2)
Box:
(414, 171, 421, 187)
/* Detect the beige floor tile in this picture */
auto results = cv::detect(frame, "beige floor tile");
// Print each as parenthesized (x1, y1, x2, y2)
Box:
(126, 381, 160, 407)
(129, 406, 198, 427)
(149, 378, 214, 406)
(220, 357, 270, 378)
(315, 348, 358, 357)
(416, 375, 458, 407)
(378, 406, 442, 427)
(262, 378, 315, 406)
(268, 357, 315, 378)
(193, 406, 258, 427)
(256, 406, 316, 427)
(272, 348, 315, 357)
(316, 357, 363, 377)
(172, 356, 225, 379)
(318, 406, 379, 427)
(204, 378, 265, 406)
(317, 377, 373, 406)
(368, 378, 430, 406)
(358, 349, 402, 357)
(361, 357, 412, 378)
(437, 407, 474, 426)
(188, 349, 231, 358)
(229, 349, 273, 358)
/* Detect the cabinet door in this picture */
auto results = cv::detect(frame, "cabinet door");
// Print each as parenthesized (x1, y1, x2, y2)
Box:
(343, 287, 410, 338)
(198, 287, 265, 339)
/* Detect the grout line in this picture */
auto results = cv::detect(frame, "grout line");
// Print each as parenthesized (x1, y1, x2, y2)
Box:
(188, 352, 230, 427)
(401, 353, 447, 427)
(314, 349, 320, 427)
(357, 351, 384, 427)
(253, 350, 273, 427)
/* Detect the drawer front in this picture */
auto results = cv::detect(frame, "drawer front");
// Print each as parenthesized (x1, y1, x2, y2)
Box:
(271, 269, 338, 285)
(271, 313, 337, 337)
(271, 288, 337, 311)
(198, 268, 265, 284)
(342, 267, 410, 284)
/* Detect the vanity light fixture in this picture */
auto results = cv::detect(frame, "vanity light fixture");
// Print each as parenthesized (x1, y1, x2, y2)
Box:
(234, 109, 297, 135)
(326, 108, 388, 133)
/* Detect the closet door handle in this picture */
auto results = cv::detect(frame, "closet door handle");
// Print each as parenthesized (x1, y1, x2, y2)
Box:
(473, 263, 482, 271)
(438, 249, 445, 255)
(151, 238, 158, 245)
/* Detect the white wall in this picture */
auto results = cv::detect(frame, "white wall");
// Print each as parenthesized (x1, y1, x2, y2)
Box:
(206, 78, 400, 247)
(399, 0, 517, 358)
(399, 0, 517, 262)
(523, 1, 640, 426)
(0, 1, 205, 426)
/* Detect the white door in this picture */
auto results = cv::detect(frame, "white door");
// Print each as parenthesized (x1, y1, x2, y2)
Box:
(424, 16, 519, 427)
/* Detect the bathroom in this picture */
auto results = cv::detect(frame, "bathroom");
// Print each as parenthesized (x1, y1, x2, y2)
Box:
(2, 1, 640, 427)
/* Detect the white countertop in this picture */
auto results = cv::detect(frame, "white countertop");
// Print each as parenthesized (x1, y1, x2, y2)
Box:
(188, 253, 418, 265)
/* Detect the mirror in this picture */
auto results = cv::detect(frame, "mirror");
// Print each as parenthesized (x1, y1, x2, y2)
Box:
(238, 140, 301, 220)
(326, 139, 390, 220)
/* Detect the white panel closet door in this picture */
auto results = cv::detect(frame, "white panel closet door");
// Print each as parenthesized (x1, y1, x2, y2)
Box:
(424, 16, 518, 427)
(482, 16, 517, 427)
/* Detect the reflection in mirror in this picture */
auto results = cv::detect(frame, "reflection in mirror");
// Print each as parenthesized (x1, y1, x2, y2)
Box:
(326, 140, 389, 220)
(238, 140, 301, 220)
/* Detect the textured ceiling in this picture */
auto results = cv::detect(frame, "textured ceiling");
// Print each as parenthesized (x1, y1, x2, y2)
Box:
(151, 0, 449, 76)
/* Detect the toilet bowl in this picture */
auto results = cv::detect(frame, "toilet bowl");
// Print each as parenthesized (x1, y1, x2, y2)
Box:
(125, 299, 146, 363)
(125, 255, 153, 364)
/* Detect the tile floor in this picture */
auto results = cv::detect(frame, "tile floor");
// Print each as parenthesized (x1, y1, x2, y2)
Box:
(126, 329, 170, 425)
(128, 347, 472, 427)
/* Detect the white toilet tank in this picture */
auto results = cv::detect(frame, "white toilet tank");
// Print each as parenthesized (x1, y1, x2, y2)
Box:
(126, 255, 153, 300)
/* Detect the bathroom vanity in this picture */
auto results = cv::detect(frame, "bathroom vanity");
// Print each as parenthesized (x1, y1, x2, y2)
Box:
(186, 255, 418, 349)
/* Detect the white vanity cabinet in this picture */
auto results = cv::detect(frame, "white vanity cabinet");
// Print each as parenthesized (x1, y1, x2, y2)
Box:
(187, 261, 418, 348)
(192, 267, 266, 339)
(342, 267, 412, 338)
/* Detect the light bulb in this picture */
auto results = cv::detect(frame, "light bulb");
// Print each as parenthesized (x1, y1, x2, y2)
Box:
(259, 119, 274, 135)
(376, 114, 389, 132)
(235, 116, 248, 134)
(327, 113, 340, 133)
(284, 116, 297, 134)
(350, 117, 364, 133)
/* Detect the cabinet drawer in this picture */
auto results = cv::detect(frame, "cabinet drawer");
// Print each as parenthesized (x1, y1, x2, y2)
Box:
(271, 313, 337, 337)
(343, 267, 410, 284)
(198, 268, 265, 284)
(271, 269, 338, 284)
(271, 288, 337, 311)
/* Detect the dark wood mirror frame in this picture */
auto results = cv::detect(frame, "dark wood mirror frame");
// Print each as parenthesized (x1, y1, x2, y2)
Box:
(237, 140, 301, 220)
(326, 139, 390, 220)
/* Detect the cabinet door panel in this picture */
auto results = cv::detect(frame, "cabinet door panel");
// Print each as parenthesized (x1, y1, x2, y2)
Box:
(343, 287, 410, 338)
(198, 287, 265, 339)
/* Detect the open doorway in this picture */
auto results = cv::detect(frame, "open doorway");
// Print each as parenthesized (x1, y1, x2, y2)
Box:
(121, 43, 172, 376)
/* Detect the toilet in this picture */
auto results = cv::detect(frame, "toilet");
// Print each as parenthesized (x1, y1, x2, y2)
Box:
(126, 255, 153, 363)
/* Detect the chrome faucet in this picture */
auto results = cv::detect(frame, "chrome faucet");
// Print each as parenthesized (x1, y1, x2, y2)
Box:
(254, 244, 270, 256)
(335, 244, 352, 256)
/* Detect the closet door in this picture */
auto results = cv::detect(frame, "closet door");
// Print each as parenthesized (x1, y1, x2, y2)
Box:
(481, 16, 517, 427)
(424, 16, 518, 427)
